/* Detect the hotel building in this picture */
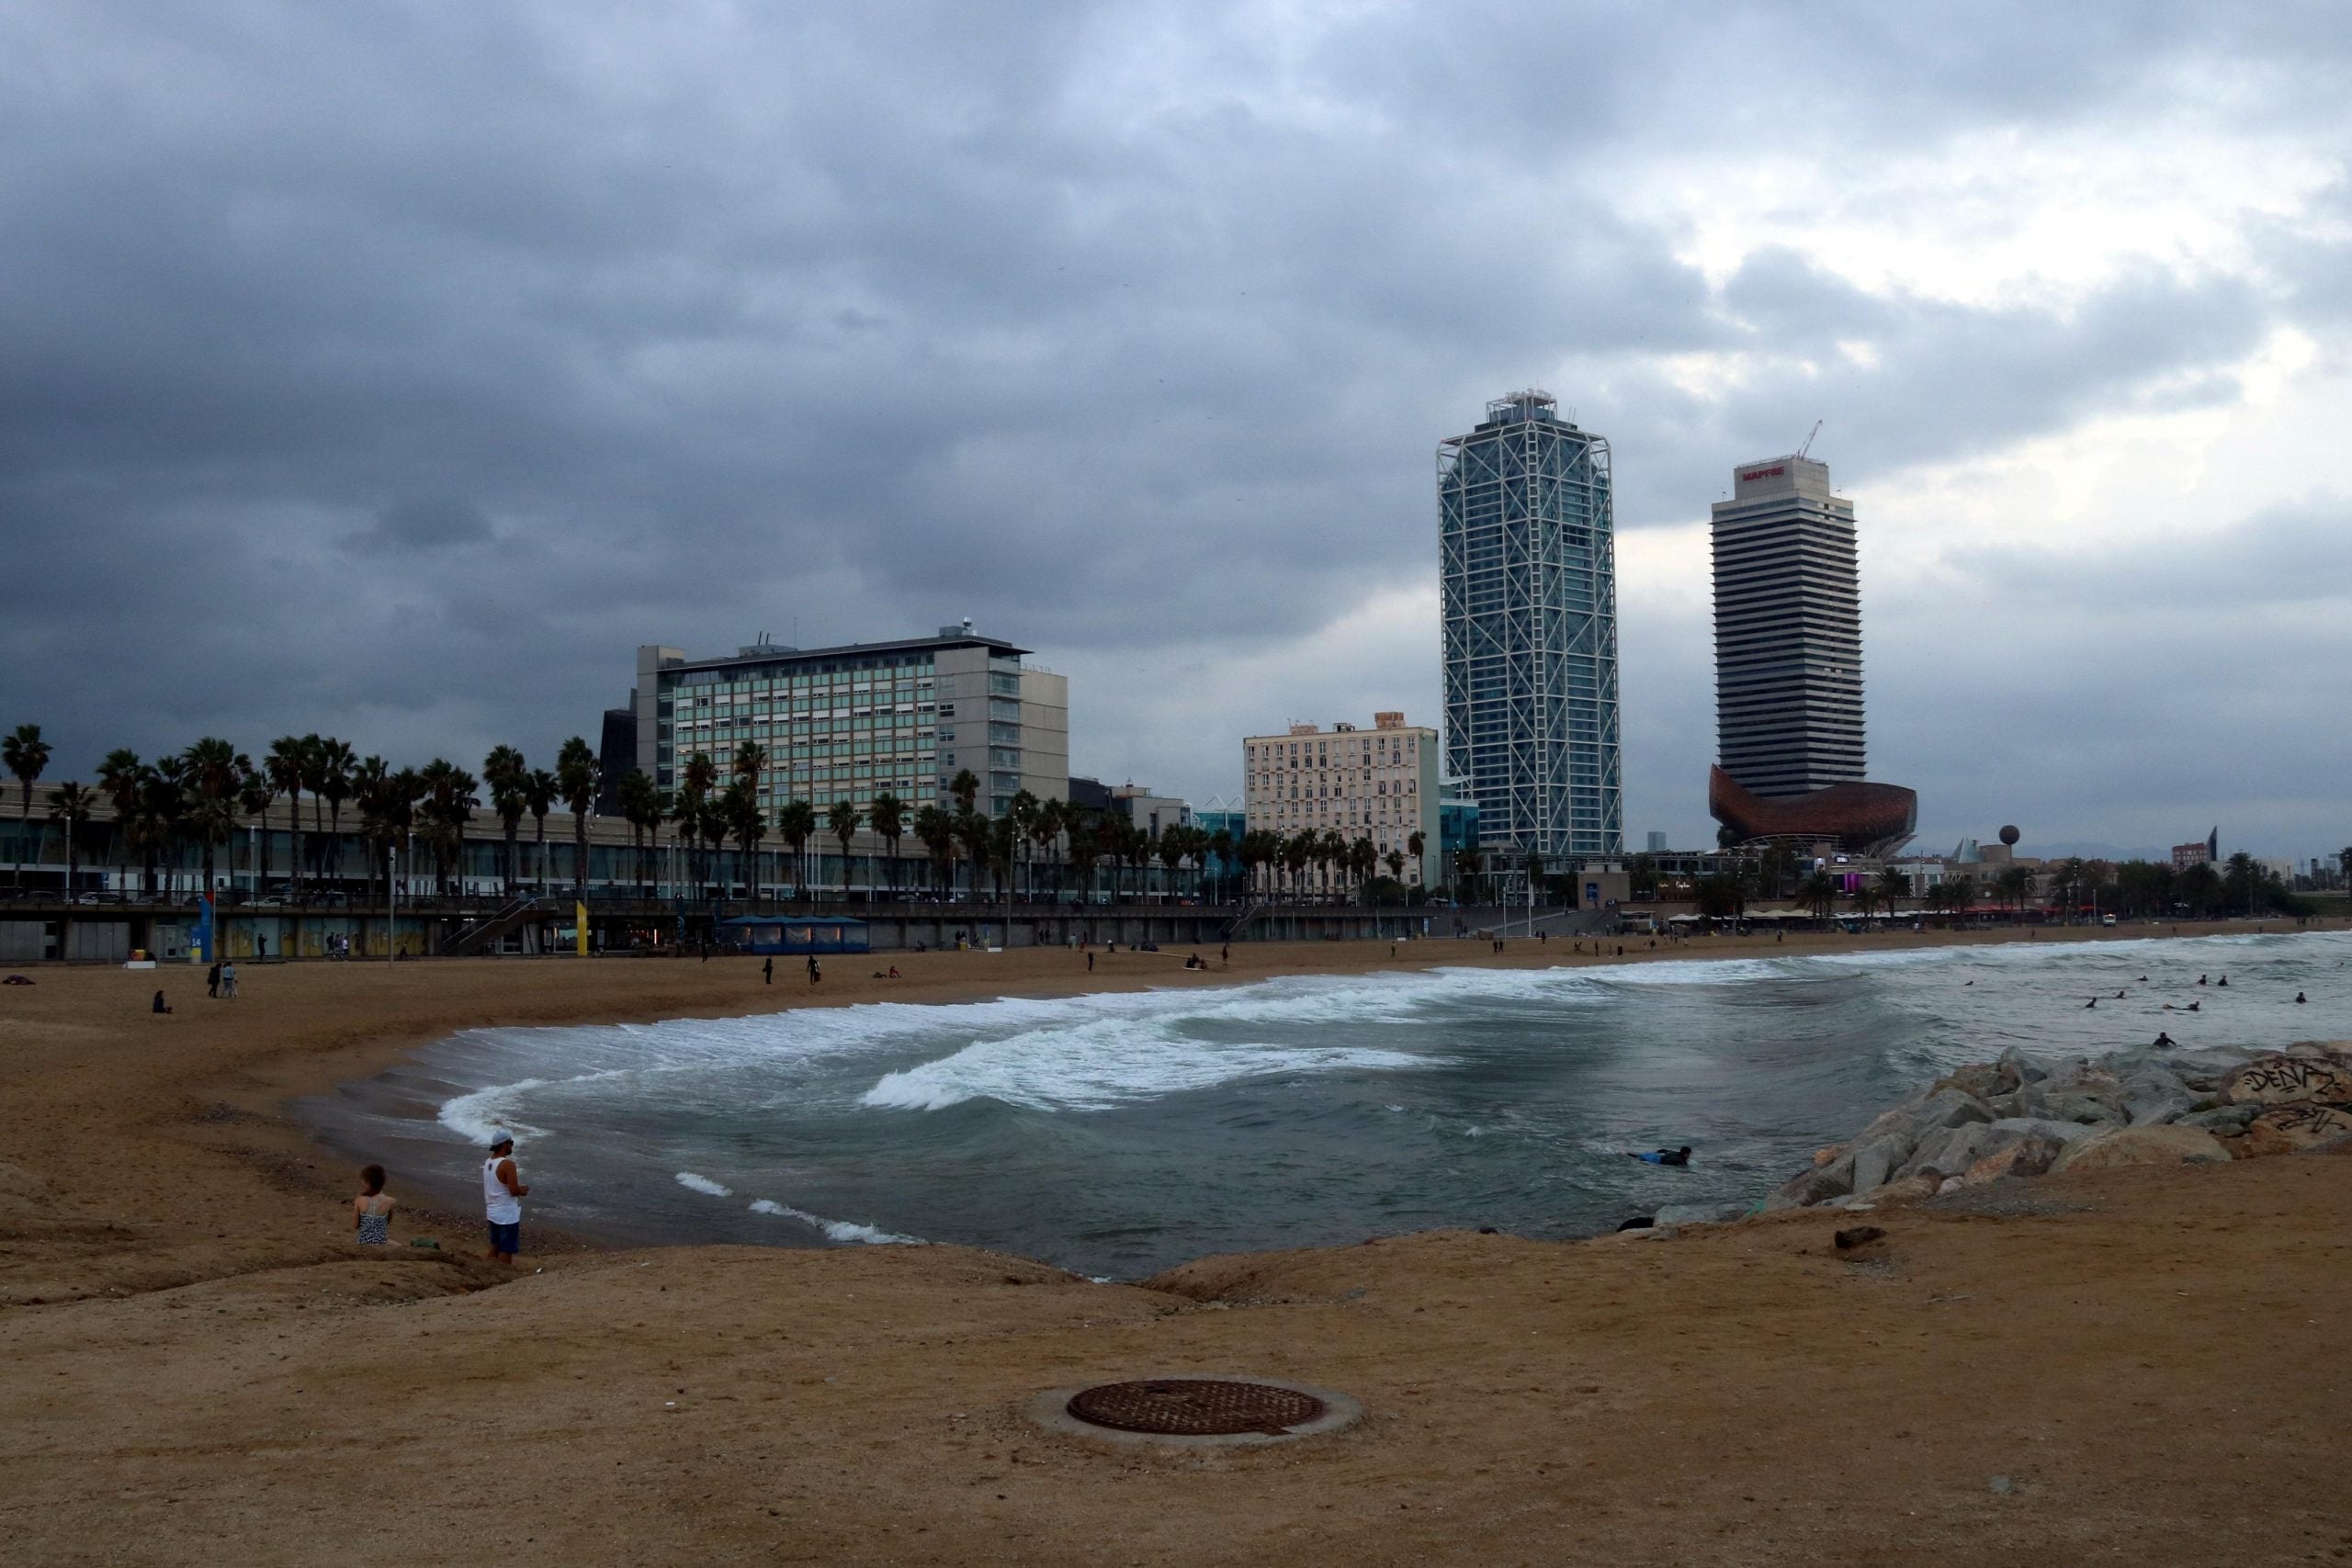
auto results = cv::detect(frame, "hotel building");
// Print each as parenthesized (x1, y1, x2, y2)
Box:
(1243, 713, 1440, 880)
(1711, 454, 1863, 798)
(1439, 390, 1623, 872)
(628, 624, 1069, 818)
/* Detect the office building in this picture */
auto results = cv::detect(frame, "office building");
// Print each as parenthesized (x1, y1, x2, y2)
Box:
(1110, 784, 1190, 839)
(628, 624, 1068, 818)
(2173, 827, 2211, 879)
(1645, 830, 1668, 853)
(1244, 712, 1441, 881)
(1439, 390, 1623, 879)
(1711, 453, 1862, 797)
(1706, 449, 1916, 855)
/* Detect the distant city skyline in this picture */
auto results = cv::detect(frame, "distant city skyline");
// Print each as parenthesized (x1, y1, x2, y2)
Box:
(0, 6, 2346, 857)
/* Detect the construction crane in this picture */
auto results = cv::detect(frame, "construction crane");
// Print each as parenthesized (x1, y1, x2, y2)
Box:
(1794, 419, 1824, 460)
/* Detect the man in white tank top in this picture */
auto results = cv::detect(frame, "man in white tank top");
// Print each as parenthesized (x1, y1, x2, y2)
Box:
(483, 1132, 529, 1265)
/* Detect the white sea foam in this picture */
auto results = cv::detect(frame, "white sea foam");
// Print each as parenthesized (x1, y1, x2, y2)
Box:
(436, 1079, 553, 1144)
(748, 1198, 920, 1245)
(674, 1172, 732, 1198)
(860, 1013, 1436, 1112)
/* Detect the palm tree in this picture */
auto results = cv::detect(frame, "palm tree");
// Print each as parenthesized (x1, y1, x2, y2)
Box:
(555, 737, 599, 897)
(956, 808, 992, 901)
(674, 752, 718, 895)
(869, 792, 907, 900)
(4, 724, 51, 889)
(346, 757, 389, 905)
(525, 768, 559, 894)
(313, 737, 356, 890)
(1005, 789, 1040, 900)
(1158, 829, 1186, 902)
(265, 737, 309, 898)
(1876, 864, 1909, 919)
(97, 750, 145, 897)
(1066, 814, 1102, 904)
(617, 769, 661, 896)
(1797, 870, 1839, 922)
(178, 739, 243, 897)
(1993, 863, 2037, 921)
(728, 782, 765, 900)
(415, 760, 479, 896)
(951, 769, 979, 817)
(913, 804, 955, 897)
(48, 781, 94, 898)
(147, 758, 189, 900)
(775, 798, 816, 900)
(826, 798, 863, 901)
(483, 745, 528, 892)
(1407, 829, 1427, 888)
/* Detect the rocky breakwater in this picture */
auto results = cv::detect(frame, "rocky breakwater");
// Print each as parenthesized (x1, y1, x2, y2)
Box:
(1764, 1040, 2352, 1212)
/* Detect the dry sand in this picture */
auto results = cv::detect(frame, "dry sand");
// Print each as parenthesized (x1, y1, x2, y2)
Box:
(3, 925, 2348, 1564)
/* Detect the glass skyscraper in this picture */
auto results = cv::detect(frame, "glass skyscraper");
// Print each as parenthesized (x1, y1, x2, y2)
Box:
(1439, 390, 1623, 877)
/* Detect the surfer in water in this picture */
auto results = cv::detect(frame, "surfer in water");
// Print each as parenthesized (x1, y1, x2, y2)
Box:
(1626, 1146, 1692, 1168)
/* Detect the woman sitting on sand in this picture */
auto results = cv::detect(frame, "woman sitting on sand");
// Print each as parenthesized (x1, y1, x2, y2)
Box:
(352, 1165, 395, 1246)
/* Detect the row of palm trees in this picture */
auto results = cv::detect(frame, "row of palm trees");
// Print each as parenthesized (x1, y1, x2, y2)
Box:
(0, 724, 604, 906)
(5, 719, 1448, 908)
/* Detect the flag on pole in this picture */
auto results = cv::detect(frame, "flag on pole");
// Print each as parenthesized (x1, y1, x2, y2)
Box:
(575, 901, 590, 956)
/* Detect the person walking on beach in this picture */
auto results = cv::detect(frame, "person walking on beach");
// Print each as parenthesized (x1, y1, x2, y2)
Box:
(807, 954, 820, 986)
(353, 1164, 395, 1245)
(206, 961, 220, 999)
(220, 961, 238, 998)
(1085, 951, 1094, 973)
(482, 1133, 527, 1266)
(762, 956, 773, 986)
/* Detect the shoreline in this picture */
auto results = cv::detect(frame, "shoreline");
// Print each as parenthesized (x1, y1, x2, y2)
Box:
(6, 919, 2350, 1564)
(276, 919, 2332, 1268)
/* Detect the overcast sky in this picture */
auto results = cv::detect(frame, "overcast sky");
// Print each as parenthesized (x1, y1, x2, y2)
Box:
(3, 2, 2346, 859)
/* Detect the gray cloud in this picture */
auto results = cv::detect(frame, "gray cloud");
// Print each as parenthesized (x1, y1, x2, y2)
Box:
(0, 2, 2346, 852)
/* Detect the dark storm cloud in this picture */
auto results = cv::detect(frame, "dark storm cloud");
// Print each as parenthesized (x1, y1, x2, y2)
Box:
(0, 1, 2346, 849)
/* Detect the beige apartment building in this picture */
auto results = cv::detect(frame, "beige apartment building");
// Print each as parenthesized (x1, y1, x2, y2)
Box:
(1243, 712, 1441, 878)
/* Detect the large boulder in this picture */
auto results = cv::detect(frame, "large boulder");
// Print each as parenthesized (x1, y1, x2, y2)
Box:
(2180, 1103, 2262, 1135)
(1764, 1155, 1853, 1211)
(1996, 1046, 2052, 1086)
(2040, 1091, 2125, 1127)
(1901, 1121, 2005, 1182)
(1846, 1171, 1945, 1210)
(2049, 1124, 2233, 1174)
(2225, 1055, 2352, 1109)
(2235, 1102, 2352, 1158)
(1934, 1062, 2012, 1100)
(1962, 1133, 2068, 1185)
(2121, 1073, 2198, 1127)
(1914, 1088, 1996, 1130)
(1850, 1135, 1912, 1194)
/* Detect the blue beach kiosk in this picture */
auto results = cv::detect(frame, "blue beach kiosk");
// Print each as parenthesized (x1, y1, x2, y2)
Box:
(721, 915, 870, 956)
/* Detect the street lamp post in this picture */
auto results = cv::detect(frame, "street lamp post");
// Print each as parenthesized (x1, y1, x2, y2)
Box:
(386, 843, 396, 964)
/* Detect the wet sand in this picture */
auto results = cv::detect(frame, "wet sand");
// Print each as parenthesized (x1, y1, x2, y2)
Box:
(3, 924, 2347, 1564)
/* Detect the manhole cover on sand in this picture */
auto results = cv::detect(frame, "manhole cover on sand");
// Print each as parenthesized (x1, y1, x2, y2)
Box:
(1068, 1379, 1327, 1437)
(1029, 1374, 1361, 1447)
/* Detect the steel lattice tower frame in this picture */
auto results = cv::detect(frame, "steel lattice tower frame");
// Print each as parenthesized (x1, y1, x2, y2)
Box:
(1439, 391, 1623, 888)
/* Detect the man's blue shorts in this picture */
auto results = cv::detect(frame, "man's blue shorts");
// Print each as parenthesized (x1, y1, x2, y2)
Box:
(487, 1221, 521, 1255)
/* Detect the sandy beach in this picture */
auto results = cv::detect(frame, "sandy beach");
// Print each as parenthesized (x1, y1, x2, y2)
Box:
(4, 924, 2348, 1564)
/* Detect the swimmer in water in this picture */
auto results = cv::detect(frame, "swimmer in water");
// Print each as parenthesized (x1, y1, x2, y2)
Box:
(1626, 1146, 1692, 1168)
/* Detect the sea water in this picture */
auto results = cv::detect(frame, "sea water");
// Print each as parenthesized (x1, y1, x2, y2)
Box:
(303, 931, 2352, 1279)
